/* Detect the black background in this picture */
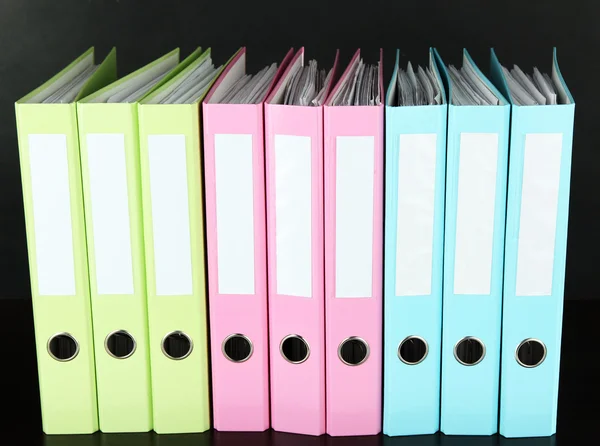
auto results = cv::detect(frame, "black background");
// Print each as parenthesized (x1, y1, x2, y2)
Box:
(0, 0, 598, 444)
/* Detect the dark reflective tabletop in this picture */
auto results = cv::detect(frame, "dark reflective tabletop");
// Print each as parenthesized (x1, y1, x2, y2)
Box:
(34, 431, 568, 446)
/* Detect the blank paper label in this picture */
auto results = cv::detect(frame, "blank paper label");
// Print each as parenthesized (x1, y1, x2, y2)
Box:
(275, 135, 312, 297)
(86, 133, 134, 295)
(336, 136, 374, 298)
(215, 134, 255, 295)
(396, 134, 437, 296)
(516, 133, 563, 296)
(148, 135, 193, 296)
(28, 134, 76, 296)
(454, 133, 498, 295)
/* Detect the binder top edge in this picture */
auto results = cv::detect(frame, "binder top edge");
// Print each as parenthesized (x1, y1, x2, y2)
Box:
(386, 48, 448, 108)
(16, 47, 95, 105)
(79, 48, 181, 104)
(141, 47, 212, 105)
(462, 48, 509, 106)
(490, 47, 575, 107)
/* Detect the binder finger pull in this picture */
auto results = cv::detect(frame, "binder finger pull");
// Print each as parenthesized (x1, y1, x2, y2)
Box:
(222, 333, 253, 363)
(104, 329, 136, 359)
(338, 336, 370, 366)
(515, 338, 547, 368)
(398, 336, 429, 365)
(279, 334, 310, 364)
(47, 332, 80, 362)
(161, 331, 193, 360)
(454, 336, 486, 366)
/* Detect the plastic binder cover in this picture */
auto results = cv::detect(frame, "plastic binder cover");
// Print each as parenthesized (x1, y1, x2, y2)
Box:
(137, 47, 221, 434)
(15, 47, 117, 434)
(435, 49, 510, 436)
(490, 49, 575, 438)
(264, 47, 339, 436)
(383, 48, 447, 436)
(324, 49, 384, 436)
(77, 48, 183, 433)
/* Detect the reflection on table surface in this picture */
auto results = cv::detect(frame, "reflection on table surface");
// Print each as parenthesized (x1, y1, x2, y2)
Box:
(40, 430, 559, 446)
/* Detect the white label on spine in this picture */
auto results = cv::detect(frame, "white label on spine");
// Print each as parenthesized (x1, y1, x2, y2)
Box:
(28, 134, 76, 296)
(516, 133, 563, 296)
(275, 134, 312, 297)
(396, 134, 437, 296)
(86, 133, 134, 295)
(335, 136, 374, 298)
(454, 133, 498, 295)
(214, 134, 255, 294)
(148, 135, 193, 296)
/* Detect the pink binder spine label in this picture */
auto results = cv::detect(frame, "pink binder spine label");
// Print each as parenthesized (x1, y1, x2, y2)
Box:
(324, 105, 384, 436)
(202, 103, 269, 431)
(265, 103, 326, 435)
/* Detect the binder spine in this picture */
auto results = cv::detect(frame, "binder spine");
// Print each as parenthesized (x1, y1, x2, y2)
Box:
(15, 103, 99, 434)
(265, 103, 326, 436)
(441, 104, 509, 435)
(324, 104, 383, 436)
(138, 103, 210, 434)
(499, 104, 575, 437)
(383, 104, 446, 436)
(203, 102, 270, 431)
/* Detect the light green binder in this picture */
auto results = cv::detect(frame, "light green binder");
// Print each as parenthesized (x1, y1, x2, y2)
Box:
(15, 47, 117, 434)
(76, 48, 190, 433)
(137, 47, 223, 434)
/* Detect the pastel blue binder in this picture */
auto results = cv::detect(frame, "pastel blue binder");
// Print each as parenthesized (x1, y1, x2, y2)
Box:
(434, 49, 510, 435)
(382, 48, 447, 436)
(489, 49, 575, 438)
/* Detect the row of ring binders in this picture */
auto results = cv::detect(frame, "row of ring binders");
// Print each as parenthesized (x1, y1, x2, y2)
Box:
(15, 45, 574, 438)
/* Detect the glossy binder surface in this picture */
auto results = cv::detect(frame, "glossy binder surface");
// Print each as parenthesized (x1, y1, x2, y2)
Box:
(435, 49, 510, 436)
(15, 47, 116, 435)
(324, 49, 384, 436)
(383, 48, 447, 436)
(138, 47, 217, 434)
(264, 48, 338, 436)
(77, 49, 183, 433)
(490, 49, 575, 438)
(202, 47, 293, 432)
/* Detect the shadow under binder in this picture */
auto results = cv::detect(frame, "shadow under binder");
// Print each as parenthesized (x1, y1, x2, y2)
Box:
(383, 433, 440, 446)
(439, 434, 498, 446)
(100, 433, 154, 446)
(498, 437, 556, 446)
(270, 431, 327, 446)
(153, 432, 212, 446)
(43, 432, 155, 446)
(328, 434, 383, 446)
(43, 433, 101, 446)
